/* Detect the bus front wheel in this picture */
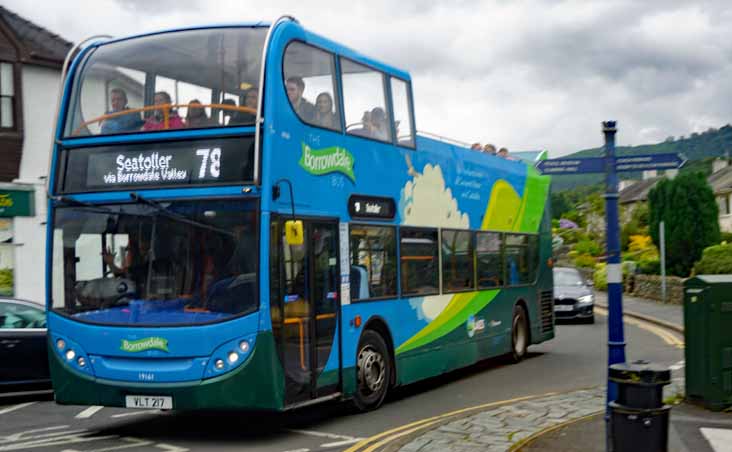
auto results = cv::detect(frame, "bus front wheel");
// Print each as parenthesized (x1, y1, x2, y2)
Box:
(353, 330, 391, 411)
(509, 304, 529, 363)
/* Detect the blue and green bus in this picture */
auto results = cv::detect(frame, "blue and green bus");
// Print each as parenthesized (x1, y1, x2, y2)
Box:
(46, 17, 554, 412)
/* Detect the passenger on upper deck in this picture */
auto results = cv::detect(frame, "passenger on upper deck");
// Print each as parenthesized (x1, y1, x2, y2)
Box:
(220, 99, 237, 125)
(229, 88, 258, 125)
(314, 92, 338, 129)
(185, 99, 215, 128)
(286, 76, 315, 122)
(471, 143, 482, 151)
(100, 88, 143, 134)
(498, 147, 509, 159)
(142, 91, 185, 131)
(483, 144, 497, 155)
(368, 107, 389, 141)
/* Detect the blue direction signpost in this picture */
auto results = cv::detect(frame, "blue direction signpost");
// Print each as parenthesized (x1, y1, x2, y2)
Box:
(535, 122, 685, 429)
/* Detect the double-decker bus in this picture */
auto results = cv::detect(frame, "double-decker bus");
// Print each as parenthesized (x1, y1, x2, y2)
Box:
(46, 17, 554, 412)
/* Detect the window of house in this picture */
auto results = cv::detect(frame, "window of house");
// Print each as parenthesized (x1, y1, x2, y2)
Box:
(341, 58, 391, 142)
(283, 42, 341, 131)
(441, 229, 474, 292)
(0, 62, 14, 129)
(350, 225, 396, 300)
(400, 228, 439, 296)
(390, 77, 414, 147)
(476, 231, 503, 288)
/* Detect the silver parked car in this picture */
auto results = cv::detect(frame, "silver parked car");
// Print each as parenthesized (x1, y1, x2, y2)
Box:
(553, 267, 595, 324)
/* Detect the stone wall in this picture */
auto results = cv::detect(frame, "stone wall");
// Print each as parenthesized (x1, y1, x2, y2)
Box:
(629, 274, 685, 304)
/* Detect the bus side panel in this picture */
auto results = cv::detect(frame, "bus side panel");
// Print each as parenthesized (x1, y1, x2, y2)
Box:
(50, 331, 286, 410)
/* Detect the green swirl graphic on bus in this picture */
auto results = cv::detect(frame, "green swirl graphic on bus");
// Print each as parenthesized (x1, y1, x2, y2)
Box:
(299, 143, 355, 182)
(120, 337, 169, 353)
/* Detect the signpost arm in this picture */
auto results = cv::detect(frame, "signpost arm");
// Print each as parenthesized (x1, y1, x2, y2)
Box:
(603, 121, 626, 447)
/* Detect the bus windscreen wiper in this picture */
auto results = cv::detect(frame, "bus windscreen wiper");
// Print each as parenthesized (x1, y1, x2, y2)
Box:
(129, 193, 232, 237)
(52, 196, 121, 215)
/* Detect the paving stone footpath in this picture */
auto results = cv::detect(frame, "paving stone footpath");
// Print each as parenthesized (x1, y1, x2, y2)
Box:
(396, 377, 686, 452)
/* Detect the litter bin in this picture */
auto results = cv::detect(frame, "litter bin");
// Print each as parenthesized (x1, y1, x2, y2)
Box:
(684, 275, 732, 411)
(609, 360, 671, 452)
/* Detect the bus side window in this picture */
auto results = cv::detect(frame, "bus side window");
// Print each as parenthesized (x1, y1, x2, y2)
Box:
(390, 77, 415, 147)
(441, 229, 475, 293)
(477, 231, 503, 288)
(283, 42, 341, 131)
(400, 228, 439, 296)
(341, 58, 391, 142)
(349, 225, 397, 301)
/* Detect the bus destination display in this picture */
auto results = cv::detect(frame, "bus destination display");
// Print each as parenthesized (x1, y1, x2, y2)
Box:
(61, 137, 254, 193)
(348, 195, 395, 220)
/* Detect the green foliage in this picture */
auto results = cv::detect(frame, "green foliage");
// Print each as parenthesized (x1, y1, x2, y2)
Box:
(574, 254, 597, 268)
(594, 263, 607, 290)
(648, 172, 720, 277)
(638, 259, 660, 275)
(0, 268, 12, 295)
(575, 240, 603, 256)
(721, 232, 732, 244)
(693, 243, 732, 275)
(550, 192, 572, 220)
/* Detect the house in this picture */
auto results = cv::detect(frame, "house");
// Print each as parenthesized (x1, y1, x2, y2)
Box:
(0, 6, 72, 300)
(709, 158, 732, 233)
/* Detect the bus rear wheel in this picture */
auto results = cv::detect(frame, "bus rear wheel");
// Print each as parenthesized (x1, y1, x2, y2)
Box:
(509, 304, 529, 363)
(353, 330, 390, 412)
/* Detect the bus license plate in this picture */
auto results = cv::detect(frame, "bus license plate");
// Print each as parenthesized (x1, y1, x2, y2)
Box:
(554, 305, 574, 312)
(125, 395, 172, 410)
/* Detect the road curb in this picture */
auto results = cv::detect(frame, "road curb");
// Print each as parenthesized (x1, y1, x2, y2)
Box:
(509, 410, 604, 451)
(595, 302, 683, 334)
(362, 385, 604, 452)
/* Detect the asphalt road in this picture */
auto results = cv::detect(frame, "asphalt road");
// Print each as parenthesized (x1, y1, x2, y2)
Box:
(0, 313, 684, 452)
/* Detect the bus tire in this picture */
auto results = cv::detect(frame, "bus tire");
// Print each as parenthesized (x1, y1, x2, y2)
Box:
(353, 330, 391, 412)
(509, 304, 529, 363)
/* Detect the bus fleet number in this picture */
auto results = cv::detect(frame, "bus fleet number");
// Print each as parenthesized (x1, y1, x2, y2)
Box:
(196, 148, 222, 179)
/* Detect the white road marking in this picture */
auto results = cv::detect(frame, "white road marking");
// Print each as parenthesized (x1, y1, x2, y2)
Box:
(701, 427, 732, 451)
(0, 403, 36, 416)
(61, 436, 153, 452)
(0, 431, 117, 451)
(320, 438, 363, 447)
(0, 426, 82, 444)
(75, 406, 104, 419)
(281, 449, 310, 452)
(154, 444, 189, 452)
(285, 428, 362, 441)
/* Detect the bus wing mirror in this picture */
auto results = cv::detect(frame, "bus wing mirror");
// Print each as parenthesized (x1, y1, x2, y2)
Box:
(285, 220, 304, 246)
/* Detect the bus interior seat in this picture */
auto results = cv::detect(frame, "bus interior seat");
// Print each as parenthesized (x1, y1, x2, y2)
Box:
(350, 265, 369, 300)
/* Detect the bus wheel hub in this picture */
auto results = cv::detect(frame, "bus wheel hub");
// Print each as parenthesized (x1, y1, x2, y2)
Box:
(358, 347, 385, 393)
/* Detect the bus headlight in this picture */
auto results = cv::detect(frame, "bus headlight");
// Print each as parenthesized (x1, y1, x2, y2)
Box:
(239, 340, 250, 353)
(214, 359, 225, 370)
(56, 339, 66, 350)
(65, 349, 76, 361)
(204, 334, 257, 379)
(228, 352, 239, 364)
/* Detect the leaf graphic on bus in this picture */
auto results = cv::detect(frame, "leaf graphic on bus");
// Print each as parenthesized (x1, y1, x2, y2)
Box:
(396, 290, 499, 355)
(514, 165, 551, 233)
(480, 180, 521, 231)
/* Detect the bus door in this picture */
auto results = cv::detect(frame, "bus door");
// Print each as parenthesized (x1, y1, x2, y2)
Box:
(270, 219, 340, 405)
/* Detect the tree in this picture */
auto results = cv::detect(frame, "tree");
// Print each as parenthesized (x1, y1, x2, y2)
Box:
(550, 192, 571, 220)
(648, 172, 720, 276)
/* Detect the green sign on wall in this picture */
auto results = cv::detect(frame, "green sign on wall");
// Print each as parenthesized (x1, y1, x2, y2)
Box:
(0, 190, 34, 217)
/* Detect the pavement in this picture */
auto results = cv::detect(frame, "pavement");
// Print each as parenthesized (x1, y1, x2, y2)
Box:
(392, 291, 732, 452)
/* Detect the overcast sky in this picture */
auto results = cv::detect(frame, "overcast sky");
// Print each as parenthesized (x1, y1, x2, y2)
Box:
(6, 0, 732, 156)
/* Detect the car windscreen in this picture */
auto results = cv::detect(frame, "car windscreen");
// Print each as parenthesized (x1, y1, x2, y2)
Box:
(553, 269, 584, 286)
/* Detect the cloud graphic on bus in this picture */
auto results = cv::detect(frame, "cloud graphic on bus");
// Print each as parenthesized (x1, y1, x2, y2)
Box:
(409, 294, 454, 322)
(399, 157, 469, 228)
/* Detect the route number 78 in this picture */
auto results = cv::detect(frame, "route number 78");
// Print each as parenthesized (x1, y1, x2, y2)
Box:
(196, 148, 222, 179)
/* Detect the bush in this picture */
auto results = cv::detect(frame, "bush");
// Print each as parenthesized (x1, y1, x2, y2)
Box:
(574, 254, 597, 268)
(693, 243, 732, 275)
(574, 240, 603, 257)
(638, 259, 661, 275)
(0, 268, 12, 295)
(594, 263, 607, 290)
(721, 232, 732, 244)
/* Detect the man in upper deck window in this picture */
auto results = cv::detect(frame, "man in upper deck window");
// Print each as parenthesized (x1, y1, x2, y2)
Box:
(286, 76, 316, 122)
(101, 88, 143, 134)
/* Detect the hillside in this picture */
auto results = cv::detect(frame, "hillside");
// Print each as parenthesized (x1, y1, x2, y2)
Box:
(551, 124, 732, 191)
